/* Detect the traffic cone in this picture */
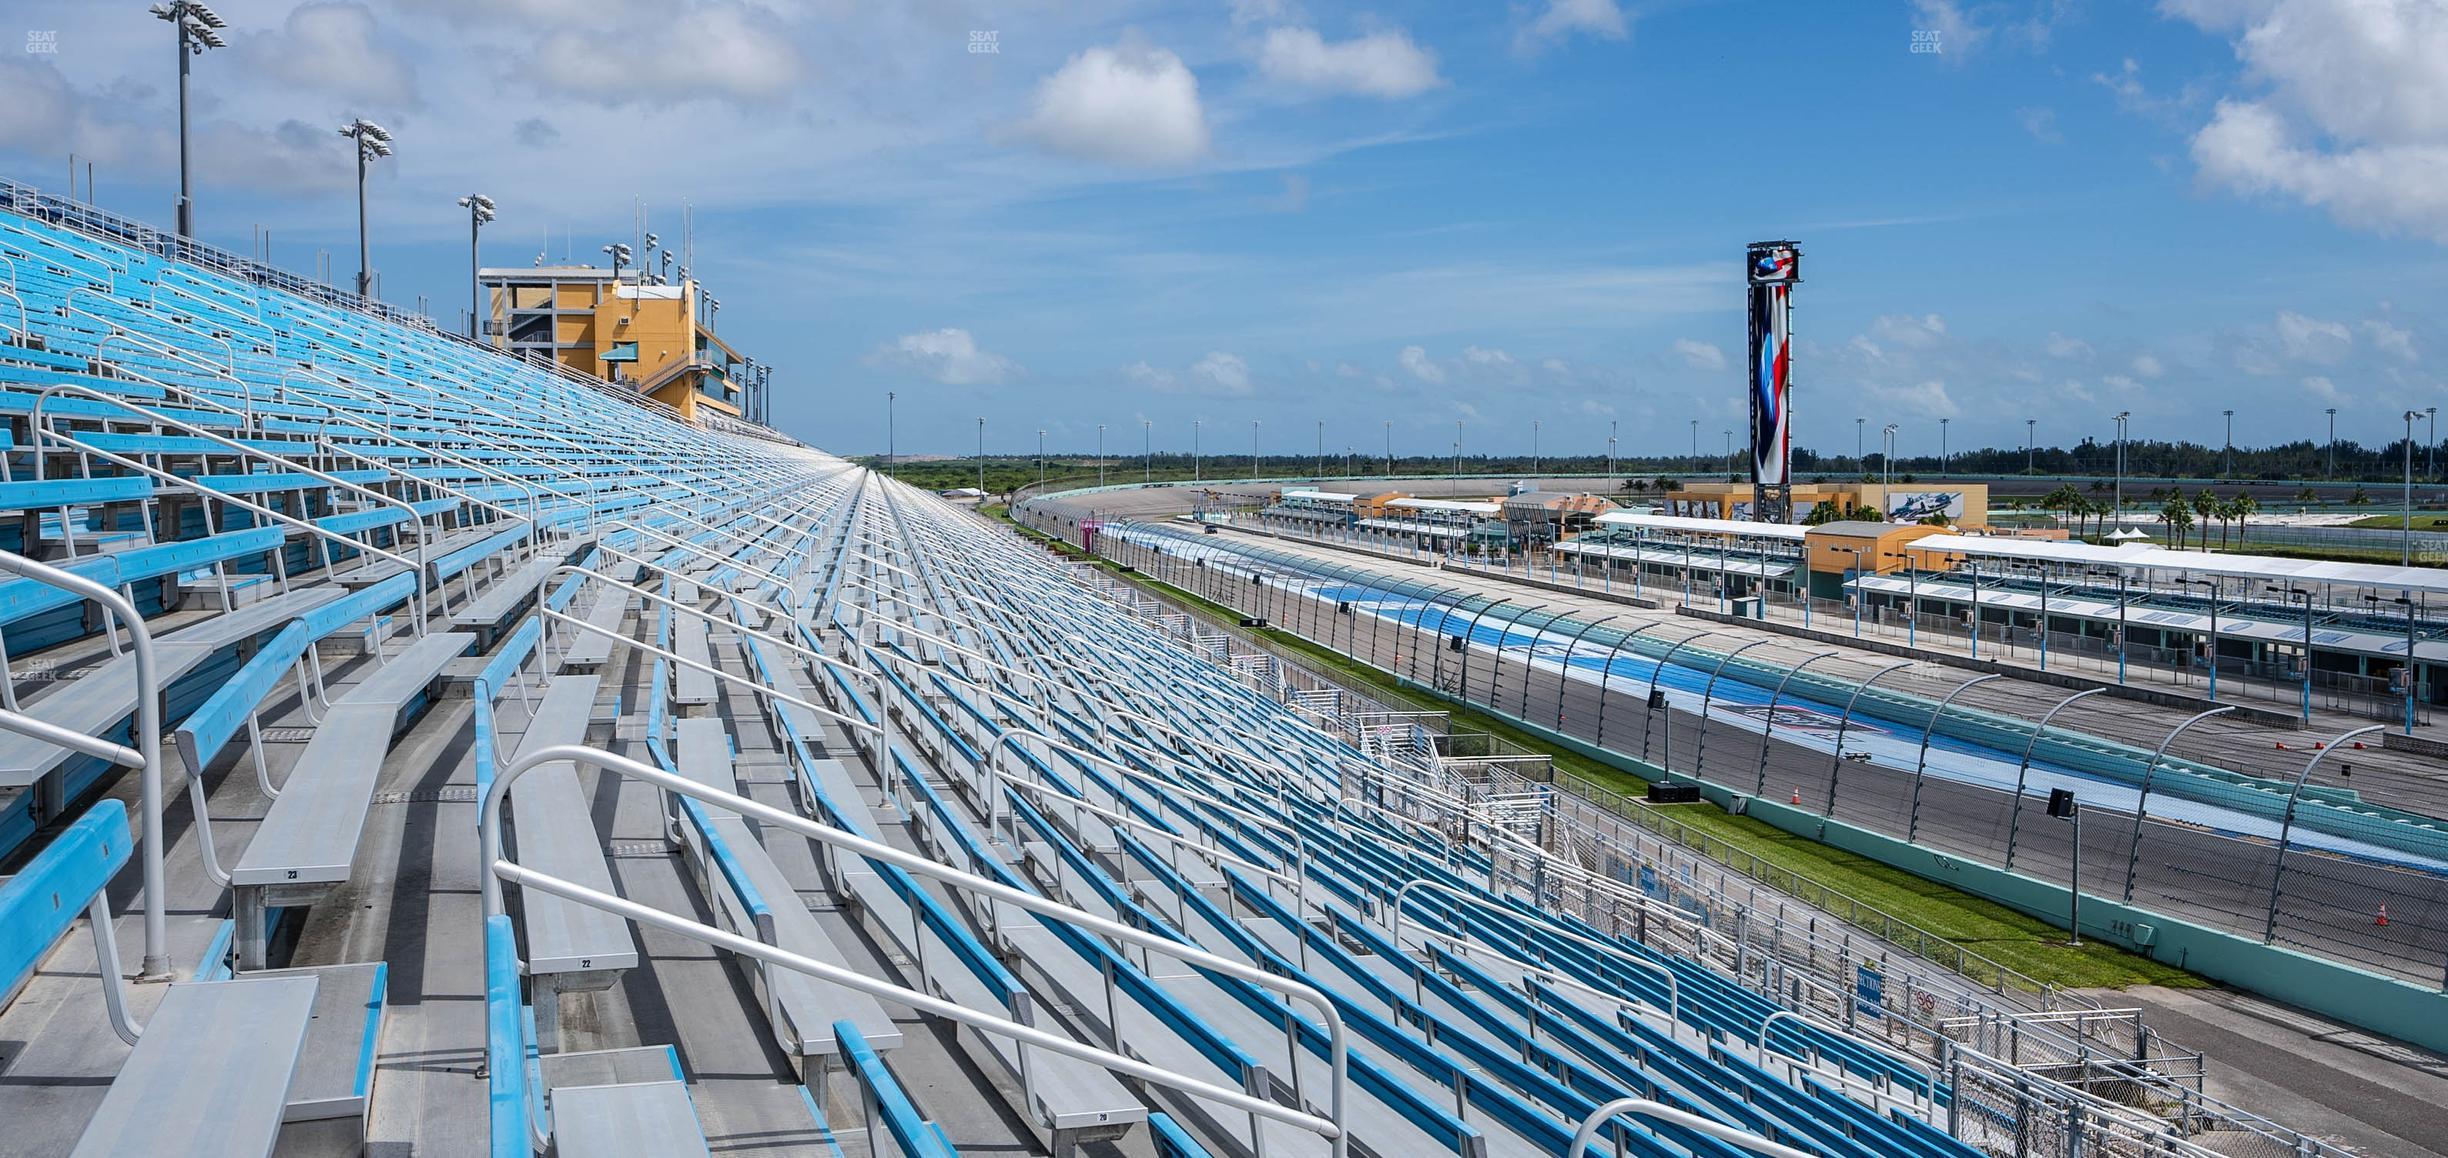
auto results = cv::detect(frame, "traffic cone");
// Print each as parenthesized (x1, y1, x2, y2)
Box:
(1790, 788, 1802, 806)
(2377, 904, 2390, 927)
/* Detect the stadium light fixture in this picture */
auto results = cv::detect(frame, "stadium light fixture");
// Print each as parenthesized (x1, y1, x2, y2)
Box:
(152, 2, 227, 239)
(2408, 410, 2425, 567)
(600, 242, 631, 279)
(457, 194, 494, 340)
(2112, 410, 2131, 533)
(1881, 423, 1898, 505)
(338, 118, 393, 299)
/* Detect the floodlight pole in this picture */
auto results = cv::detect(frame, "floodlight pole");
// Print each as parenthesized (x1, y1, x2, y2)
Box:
(2113, 411, 2130, 533)
(339, 120, 389, 299)
(460, 194, 492, 340)
(2406, 410, 2421, 567)
(354, 139, 371, 297)
(174, 16, 195, 238)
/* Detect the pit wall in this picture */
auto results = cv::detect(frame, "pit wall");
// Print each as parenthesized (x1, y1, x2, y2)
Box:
(1418, 679, 2448, 1056)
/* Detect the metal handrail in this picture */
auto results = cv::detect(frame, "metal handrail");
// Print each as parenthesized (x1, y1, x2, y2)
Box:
(285, 373, 549, 544)
(0, 550, 171, 978)
(565, 554, 879, 699)
(961, 723, 1313, 888)
(28, 381, 434, 627)
(835, 581, 1338, 805)
(1391, 876, 1679, 1024)
(478, 742, 1351, 1157)
(1568, 1097, 1815, 1158)
(530, 571, 886, 751)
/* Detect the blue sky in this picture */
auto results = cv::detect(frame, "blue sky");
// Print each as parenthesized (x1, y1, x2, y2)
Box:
(2, 0, 2443, 459)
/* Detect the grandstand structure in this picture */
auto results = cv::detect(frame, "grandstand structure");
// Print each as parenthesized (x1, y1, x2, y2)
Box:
(0, 183, 2384, 1158)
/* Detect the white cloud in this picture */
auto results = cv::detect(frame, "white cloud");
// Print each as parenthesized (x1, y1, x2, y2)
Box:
(1129, 351, 1252, 395)
(2130, 353, 2164, 378)
(1868, 313, 1950, 349)
(2044, 331, 2094, 359)
(1870, 379, 1962, 418)
(1020, 41, 1210, 166)
(1672, 339, 1727, 371)
(1458, 345, 1526, 385)
(245, 3, 418, 107)
(528, 0, 803, 106)
(1276, 172, 1310, 212)
(2172, 0, 2448, 241)
(2274, 309, 2352, 362)
(867, 328, 1018, 385)
(1191, 351, 1252, 395)
(1258, 27, 1443, 99)
(1229, 0, 1294, 25)
(2301, 374, 2344, 402)
(1515, 0, 1630, 54)
(1397, 345, 1446, 383)
(2361, 318, 2417, 361)
(2018, 106, 2062, 143)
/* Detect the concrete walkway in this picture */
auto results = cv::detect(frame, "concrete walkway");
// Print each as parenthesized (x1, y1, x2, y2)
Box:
(2091, 985, 2448, 1158)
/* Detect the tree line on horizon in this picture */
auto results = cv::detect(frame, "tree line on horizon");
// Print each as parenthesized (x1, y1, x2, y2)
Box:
(867, 432, 2446, 489)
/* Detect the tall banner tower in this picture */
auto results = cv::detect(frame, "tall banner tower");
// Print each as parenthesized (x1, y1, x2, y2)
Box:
(1746, 240, 1800, 523)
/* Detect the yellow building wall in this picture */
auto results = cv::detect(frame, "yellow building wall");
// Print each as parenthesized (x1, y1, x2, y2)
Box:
(1803, 524, 1961, 575)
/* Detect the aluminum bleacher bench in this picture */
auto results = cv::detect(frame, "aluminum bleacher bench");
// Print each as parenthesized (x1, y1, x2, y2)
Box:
(503, 672, 638, 1049)
(0, 801, 318, 1158)
(668, 718, 903, 1084)
(799, 746, 1146, 1151)
(558, 576, 631, 672)
(672, 611, 717, 716)
(227, 630, 475, 969)
(450, 552, 564, 649)
(550, 1082, 715, 1158)
(0, 585, 346, 807)
(533, 1045, 715, 1158)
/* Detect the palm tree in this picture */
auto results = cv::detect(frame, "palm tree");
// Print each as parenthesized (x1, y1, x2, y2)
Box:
(2191, 490, 2219, 550)
(2161, 497, 2194, 547)
(2232, 492, 2258, 545)
(2042, 483, 2081, 531)
(2069, 494, 2098, 540)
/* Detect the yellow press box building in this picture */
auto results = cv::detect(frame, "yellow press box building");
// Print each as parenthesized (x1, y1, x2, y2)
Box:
(479, 263, 765, 426)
